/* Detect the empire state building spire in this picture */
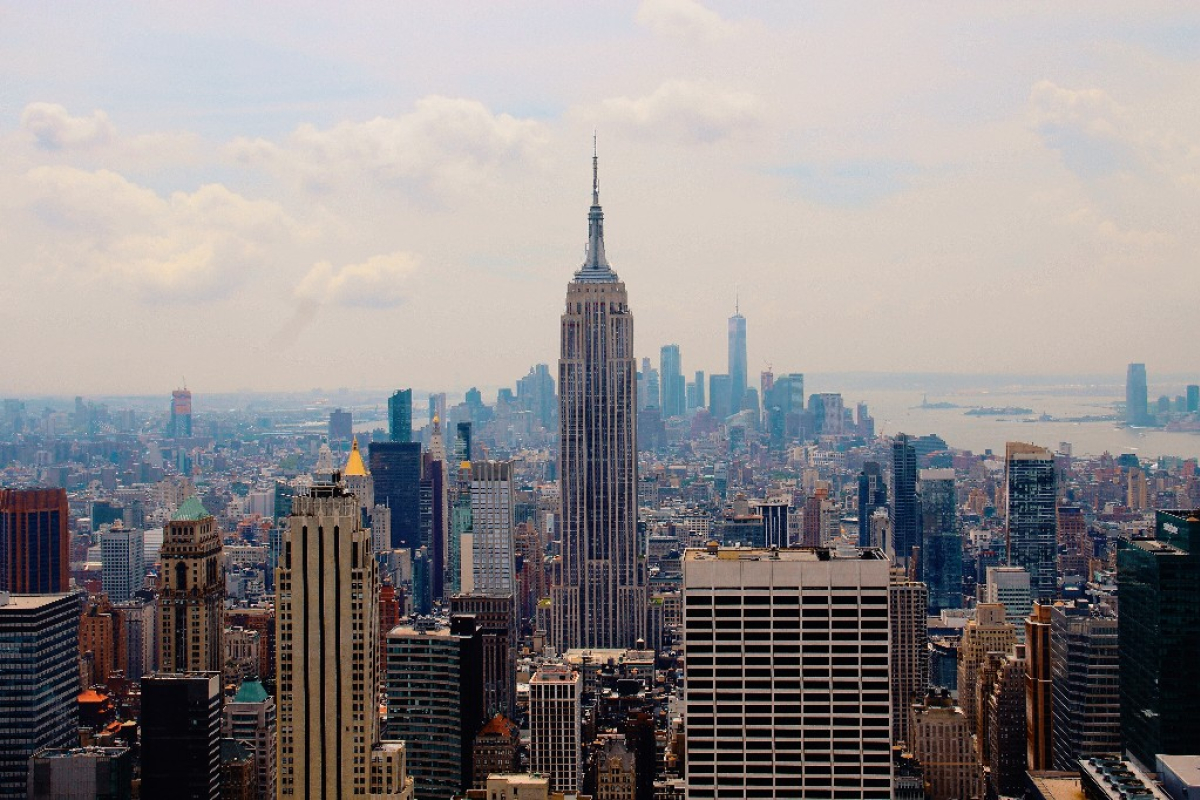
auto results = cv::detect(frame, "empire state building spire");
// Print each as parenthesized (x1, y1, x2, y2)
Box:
(577, 137, 615, 282)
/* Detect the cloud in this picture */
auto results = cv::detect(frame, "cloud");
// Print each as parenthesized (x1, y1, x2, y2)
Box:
(295, 251, 418, 308)
(21, 103, 115, 150)
(599, 80, 763, 142)
(17, 166, 299, 301)
(636, 0, 735, 42)
(227, 96, 548, 198)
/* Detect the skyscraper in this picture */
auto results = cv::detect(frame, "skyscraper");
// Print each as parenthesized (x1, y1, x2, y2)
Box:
(388, 389, 413, 443)
(529, 664, 582, 793)
(707, 374, 731, 421)
(1004, 443, 1057, 601)
(958, 604, 1015, 738)
(0, 593, 79, 800)
(857, 462, 888, 548)
(369, 441, 423, 551)
(385, 616, 484, 800)
(158, 497, 224, 673)
(0, 488, 69, 594)
(1026, 603, 1054, 771)
(141, 673, 221, 800)
(890, 577, 929, 746)
(100, 523, 144, 603)
(223, 679, 277, 800)
(660, 344, 685, 418)
(727, 306, 747, 413)
(983, 565, 1032, 640)
(692, 370, 705, 410)
(891, 434, 919, 568)
(170, 387, 193, 438)
(468, 460, 515, 596)
(683, 545, 893, 799)
(1118, 510, 1200, 769)
(919, 469, 962, 613)
(276, 482, 414, 799)
(552, 149, 645, 651)
(1050, 600, 1120, 769)
(1126, 363, 1149, 426)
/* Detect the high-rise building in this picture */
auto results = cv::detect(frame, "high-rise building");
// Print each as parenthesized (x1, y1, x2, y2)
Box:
(170, 387, 193, 438)
(1187, 384, 1199, 413)
(28, 746, 132, 800)
(983, 565, 1032, 641)
(517, 364, 557, 430)
(421, 422, 449, 604)
(450, 594, 517, 718)
(0, 488, 69, 594)
(1118, 510, 1200, 769)
(389, 389, 413, 443)
(707, 374, 731, 421)
(385, 617, 484, 800)
(660, 345, 685, 419)
(890, 577, 929, 746)
(727, 307, 747, 413)
(469, 461, 515, 596)
(141, 672, 221, 800)
(1005, 443, 1058, 601)
(1126, 363, 1150, 426)
(958, 603, 1015, 737)
(223, 679, 276, 800)
(984, 647, 1029, 797)
(691, 370, 706, 410)
(369, 442, 423, 551)
(469, 714, 519, 789)
(909, 691, 984, 800)
(857, 462, 888, 548)
(683, 545, 892, 799)
(529, 663, 582, 793)
(328, 408, 353, 442)
(552, 151, 645, 651)
(0, 593, 79, 800)
(112, 598, 155, 680)
(919, 468, 961, 612)
(1025, 603, 1054, 772)
(100, 523, 144, 603)
(891, 434, 919, 568)
(158, 497, 223, 673)
(1050, 600, 1120, 769)
(276, 482, 415, 799)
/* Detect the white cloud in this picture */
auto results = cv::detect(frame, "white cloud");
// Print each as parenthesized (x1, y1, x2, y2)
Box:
(599, 80, 763, 142)
(17, 166, 299, 301)
(636, 0, 734, 42)
(21, 103, 115, 150)
(295, 251, 418, 308)
(228, 96, 548, 198)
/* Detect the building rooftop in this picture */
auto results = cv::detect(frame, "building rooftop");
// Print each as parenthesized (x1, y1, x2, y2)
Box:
(343, 438, 369, 477)
(0, 592, 75, 611)
(1079, 756, 1170, 800)
(232, 679, 269, 704)
(172, 496, 210, 521)
(685, 545, 887, 562)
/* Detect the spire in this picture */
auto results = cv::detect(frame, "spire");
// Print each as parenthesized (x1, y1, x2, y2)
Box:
(577, 136, 616, 282)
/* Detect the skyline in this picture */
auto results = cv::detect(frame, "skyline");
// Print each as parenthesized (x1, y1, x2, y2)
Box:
(4, 2, 1200, 394)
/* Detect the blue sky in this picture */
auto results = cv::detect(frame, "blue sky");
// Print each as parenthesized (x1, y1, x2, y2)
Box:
(1, 1, 1198, 394)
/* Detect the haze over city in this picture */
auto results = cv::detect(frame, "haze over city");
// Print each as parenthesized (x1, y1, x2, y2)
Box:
(3, 2, 1199, 394)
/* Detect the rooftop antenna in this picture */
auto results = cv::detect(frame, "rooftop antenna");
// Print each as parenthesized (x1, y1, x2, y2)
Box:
(592, 131, 599, 205)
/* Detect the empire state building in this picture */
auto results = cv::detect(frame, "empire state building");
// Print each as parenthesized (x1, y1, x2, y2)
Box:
(552, 150, 646, 650)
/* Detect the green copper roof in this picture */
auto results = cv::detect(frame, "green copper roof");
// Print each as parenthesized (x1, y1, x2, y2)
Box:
(172, 496, 210, 521)
(233, 680, 268, 704)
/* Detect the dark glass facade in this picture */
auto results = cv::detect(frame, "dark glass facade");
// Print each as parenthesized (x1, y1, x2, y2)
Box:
(1118, 510, 1200, 768)
(857, 462, 887, 547)
(389, 389, 413, 443)
(369, 442, 423, 551)
(141, 673, 221, 800)
(919, 470, 962, 613)
(0, 488, 69, 594)
(891, 434, 919, 566)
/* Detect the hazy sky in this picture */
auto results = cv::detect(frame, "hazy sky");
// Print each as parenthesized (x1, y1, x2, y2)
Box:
(2, 2, 1198, 396)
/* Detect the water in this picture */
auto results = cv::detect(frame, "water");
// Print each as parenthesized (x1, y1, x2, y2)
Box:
(849, 388, 1200, 460)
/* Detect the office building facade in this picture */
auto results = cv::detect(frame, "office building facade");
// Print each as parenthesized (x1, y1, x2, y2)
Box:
(891, 434, 919, 568)
(683, 545, 892, 799)
(0, 488, 69, 594)
(158, 497, 224, 673)
(919, 468, 961, 612)
(389, 389, 413, 443)
(469, 460, 516, 596)
(0, 593, 79, 800)
(100, 523, 144, 603)
(141, 672, 221, 800)
(1050, 601, 1120, 769)
(369, 442, 423, 552)
(1005, 443, 1058, 601)
(890, 577, 929, 747)
(529, 664, 583, 793)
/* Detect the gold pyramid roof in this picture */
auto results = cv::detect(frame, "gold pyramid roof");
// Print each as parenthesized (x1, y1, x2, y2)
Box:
(343, 437, 369, 477)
